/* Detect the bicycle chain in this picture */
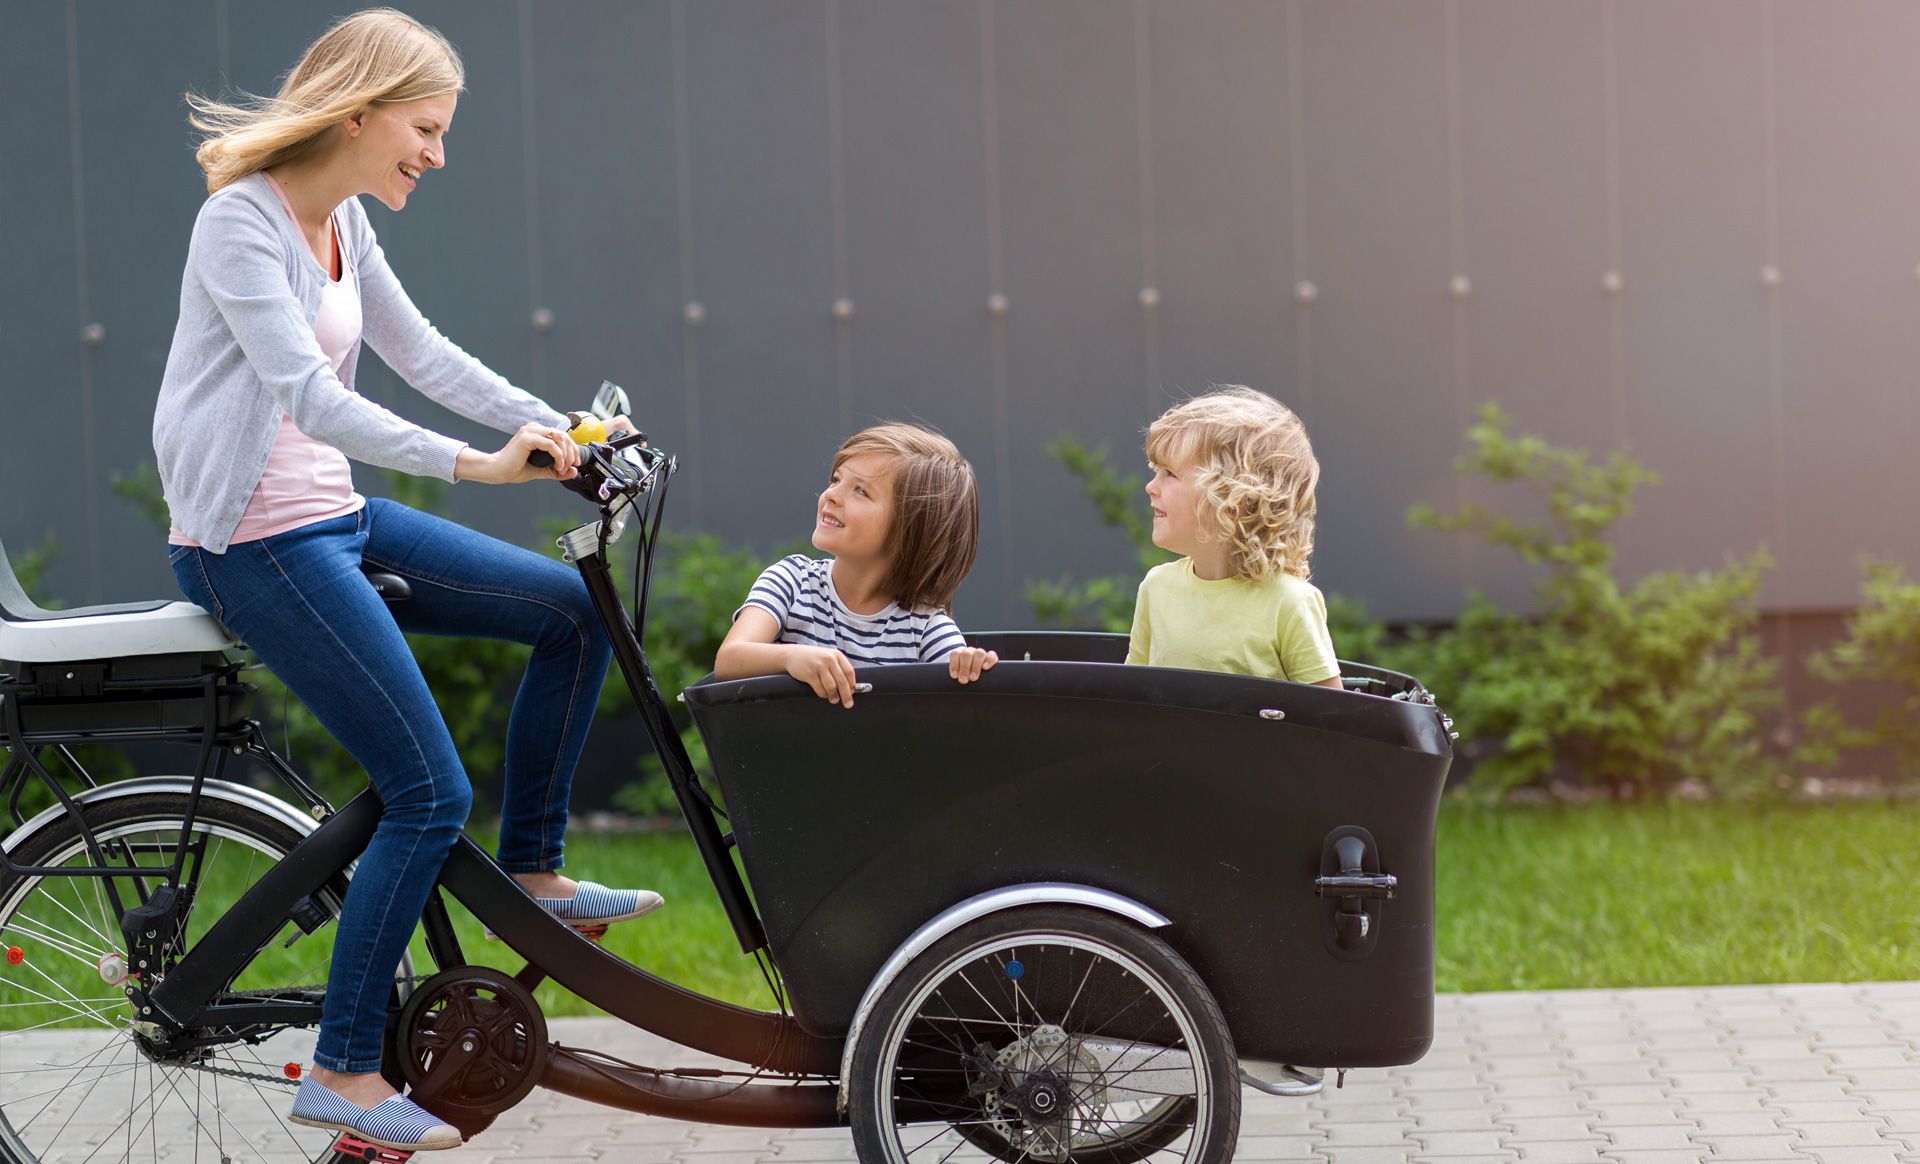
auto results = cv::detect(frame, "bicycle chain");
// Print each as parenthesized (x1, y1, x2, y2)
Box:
(124, 975, 436, 1089)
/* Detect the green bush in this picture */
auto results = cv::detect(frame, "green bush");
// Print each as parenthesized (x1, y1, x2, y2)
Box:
(1024, 437, 1172, 632)
(1029, 406, 1786, 799)
(604, 529, 808, 816)
(1797, 560, 1920, 778)
(1410, 404, 1780, 797)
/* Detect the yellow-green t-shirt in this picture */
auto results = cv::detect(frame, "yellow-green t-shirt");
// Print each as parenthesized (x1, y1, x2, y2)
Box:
(1124, 558, 1340, 683)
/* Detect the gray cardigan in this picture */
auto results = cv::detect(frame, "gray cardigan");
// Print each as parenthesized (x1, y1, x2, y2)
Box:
(153, 172, 566, 552)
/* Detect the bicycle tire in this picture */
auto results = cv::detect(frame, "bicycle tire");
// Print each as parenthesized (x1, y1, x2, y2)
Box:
(0, 789, 411, 1164)
(847, 905, 1241, 1164)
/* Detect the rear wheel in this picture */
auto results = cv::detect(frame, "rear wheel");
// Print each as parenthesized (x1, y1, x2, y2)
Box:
(0, 791, 413, 1164)
(847, 905, 1240, 1163)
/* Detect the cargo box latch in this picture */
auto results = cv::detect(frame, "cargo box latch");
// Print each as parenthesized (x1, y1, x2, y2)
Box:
(1315, 827, 1395, 960)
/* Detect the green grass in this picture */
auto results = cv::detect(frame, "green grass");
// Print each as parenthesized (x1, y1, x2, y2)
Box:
(493, 801, 1920, 1014)
(423, 829, 775, 1018)
(7, 802, 1919, 1032)
(1434, 800, 1920, 992)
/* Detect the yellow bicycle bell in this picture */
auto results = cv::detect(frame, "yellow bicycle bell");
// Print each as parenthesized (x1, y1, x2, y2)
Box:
(564, 411, 608, 445)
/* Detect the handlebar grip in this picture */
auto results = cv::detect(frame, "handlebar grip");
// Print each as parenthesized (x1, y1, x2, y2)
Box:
(528, 449, 555, 469)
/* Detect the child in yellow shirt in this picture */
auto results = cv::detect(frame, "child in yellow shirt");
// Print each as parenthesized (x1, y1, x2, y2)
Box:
(1126, 386, 1342, 687)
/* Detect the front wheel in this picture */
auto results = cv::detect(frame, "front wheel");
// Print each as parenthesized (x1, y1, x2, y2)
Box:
(0, 790, 412, 1164)
(847, 905, 1241, 1163)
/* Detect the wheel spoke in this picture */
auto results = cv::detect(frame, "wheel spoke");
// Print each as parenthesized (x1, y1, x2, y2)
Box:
(14, 1034, 132, 1135)
(29, 874, 120, 952)
(0, 796, 377, 1164)
(2, 913, 114, 967)
(858, 914, 1230, 1164)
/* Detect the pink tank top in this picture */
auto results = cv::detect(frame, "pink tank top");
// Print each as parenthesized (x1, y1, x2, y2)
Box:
(170, 174, 364, 547)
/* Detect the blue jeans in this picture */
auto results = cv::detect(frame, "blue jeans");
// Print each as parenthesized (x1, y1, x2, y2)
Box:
(169, 498, 612, 1072)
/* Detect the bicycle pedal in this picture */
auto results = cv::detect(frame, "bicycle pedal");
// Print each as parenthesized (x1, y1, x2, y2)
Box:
(331, 1133, 414, 1162)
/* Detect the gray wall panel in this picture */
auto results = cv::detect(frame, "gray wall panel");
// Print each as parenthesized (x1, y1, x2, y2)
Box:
(370, 1, 544, 540)
(71, 2, 219, 602)
(0, 3, 88, 596)
(1145, 1, 1294, 426)
(1615, 1, 1772, 582)
(521, 1, 683, 524)
(682, 1, 841, 551)
(994, 0, 1146, 599)
(1772, 0, 1920, 608)
(1299, 0, 1460, 620)
(4, 0, 1917, 627)
(837, 0, 1003, 621)
(1457, 0, 1613, 613)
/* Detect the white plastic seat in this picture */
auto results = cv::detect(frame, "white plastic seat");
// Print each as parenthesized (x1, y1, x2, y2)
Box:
(0, 540, 240, 664)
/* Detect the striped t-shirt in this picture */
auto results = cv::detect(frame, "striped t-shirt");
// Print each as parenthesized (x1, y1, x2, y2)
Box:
(738, 555, 966, 665)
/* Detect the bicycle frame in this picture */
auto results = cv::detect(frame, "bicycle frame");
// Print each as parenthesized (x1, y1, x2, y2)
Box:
(1, 439, 855, 1129)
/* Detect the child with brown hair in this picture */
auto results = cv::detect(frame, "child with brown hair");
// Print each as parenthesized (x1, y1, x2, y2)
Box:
(1127, 386, 1341, 687)
(715, 423, 997, 706)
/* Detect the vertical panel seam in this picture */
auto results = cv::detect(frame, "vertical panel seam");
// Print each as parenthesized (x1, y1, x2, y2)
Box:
(1133, 0, 1159, 411)
(215, 0, 230, 83)
(65, 0, 100, 603)
(1444, 0, 1471, 589)
(980, 0, 1012, 623)
(1285, 0, 1312, 426)
(1760, 0, 1791, 703)
(1603, 0, 1628, 449)
(825, 0, 853, 434)
(671, 0, 703, 526)
(518, 0, 545, 399)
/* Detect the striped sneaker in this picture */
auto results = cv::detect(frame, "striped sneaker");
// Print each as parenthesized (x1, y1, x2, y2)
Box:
(536, 881, 664, 926)
(287, 1078, 463, 1151)
(485, 880, 664, 940)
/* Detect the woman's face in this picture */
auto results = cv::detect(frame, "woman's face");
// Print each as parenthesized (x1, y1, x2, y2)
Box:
(349, 93, 457, 211)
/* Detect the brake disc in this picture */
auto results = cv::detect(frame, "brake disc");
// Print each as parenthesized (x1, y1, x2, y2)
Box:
(981, 1024, 1109, 1162)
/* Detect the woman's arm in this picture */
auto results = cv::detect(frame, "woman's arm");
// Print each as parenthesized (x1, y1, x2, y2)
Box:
(193, 196, 467, 480)
(351, 204, 568, 434)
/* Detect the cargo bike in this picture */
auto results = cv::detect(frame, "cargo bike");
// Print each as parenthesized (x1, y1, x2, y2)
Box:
(0, 387, 1453, 1163)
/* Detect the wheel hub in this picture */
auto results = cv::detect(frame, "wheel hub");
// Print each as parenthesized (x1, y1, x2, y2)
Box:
(980, 1024, 1108, 1162)
(1011, 1068, 1068, 1124)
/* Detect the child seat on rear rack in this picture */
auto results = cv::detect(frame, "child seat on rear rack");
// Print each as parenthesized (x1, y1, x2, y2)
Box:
(0, 539, 250, 742)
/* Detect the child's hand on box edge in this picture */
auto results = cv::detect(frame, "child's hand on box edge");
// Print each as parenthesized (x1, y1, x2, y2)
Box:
(948, 647, 998, 685)
(786, 646, 860, 708)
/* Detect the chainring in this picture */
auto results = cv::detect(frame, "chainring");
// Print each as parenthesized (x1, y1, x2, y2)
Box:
(395, 966, 548, 1136)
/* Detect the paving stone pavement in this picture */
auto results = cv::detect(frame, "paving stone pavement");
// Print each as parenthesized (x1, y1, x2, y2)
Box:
(4, 982, 1918, 1162)
(446, 981, 1920, 1164)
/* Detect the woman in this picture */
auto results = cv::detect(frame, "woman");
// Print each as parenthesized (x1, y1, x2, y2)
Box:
(155, 9, 658, 1150)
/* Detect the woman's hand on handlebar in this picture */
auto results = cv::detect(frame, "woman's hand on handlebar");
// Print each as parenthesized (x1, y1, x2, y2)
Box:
(455, 422, 581, 484)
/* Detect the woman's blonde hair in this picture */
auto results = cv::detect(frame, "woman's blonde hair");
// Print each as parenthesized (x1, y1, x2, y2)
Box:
(186, 8, 463, 193)
(1145, 386, 1320, 580)
(832, 424, 980, 614)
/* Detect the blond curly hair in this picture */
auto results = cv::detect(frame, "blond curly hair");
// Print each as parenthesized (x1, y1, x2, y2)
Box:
(1145, 386, 1320, 580)
(185, 8, 463, 193)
